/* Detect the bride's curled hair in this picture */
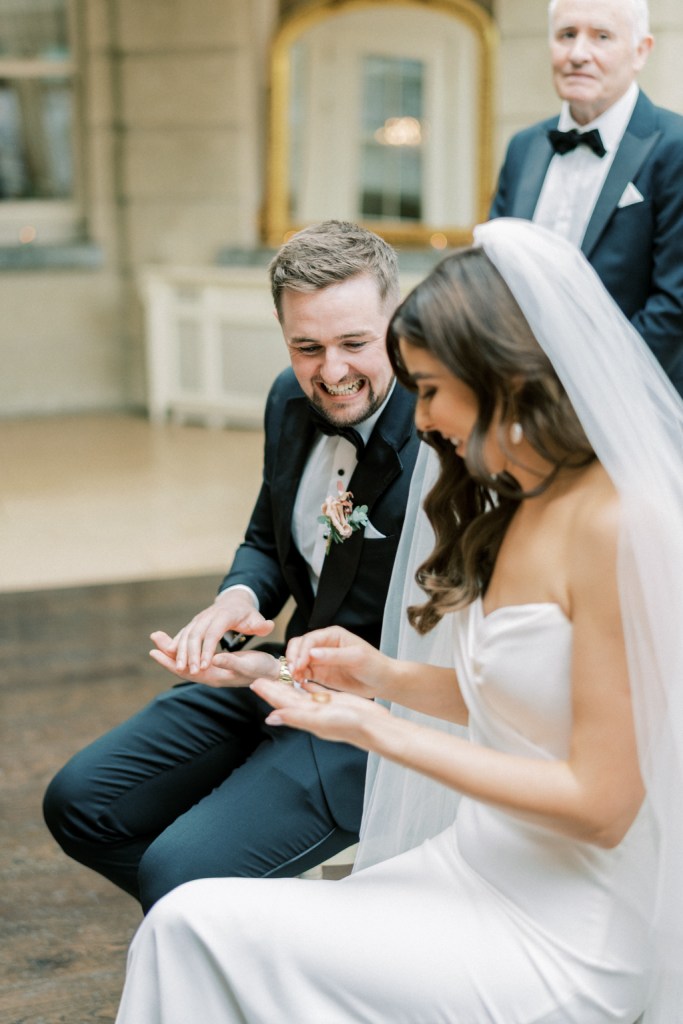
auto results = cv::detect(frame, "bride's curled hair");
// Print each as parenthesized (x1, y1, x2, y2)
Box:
(387, 247, 595, 634)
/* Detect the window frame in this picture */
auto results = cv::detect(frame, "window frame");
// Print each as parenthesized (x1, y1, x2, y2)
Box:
(264, 0, 495, 248)
(0, 0, 84, 248)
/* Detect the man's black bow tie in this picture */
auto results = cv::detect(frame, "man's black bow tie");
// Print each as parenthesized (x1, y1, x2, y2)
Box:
(548, 127, 606, 159)
(309, 406, 365, 457)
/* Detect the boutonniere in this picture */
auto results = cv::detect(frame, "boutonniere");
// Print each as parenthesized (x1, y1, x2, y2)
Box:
(318, 481, 369, 554)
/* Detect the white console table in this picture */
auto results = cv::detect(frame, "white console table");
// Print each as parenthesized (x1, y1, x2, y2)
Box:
(140, 265, 288, 428)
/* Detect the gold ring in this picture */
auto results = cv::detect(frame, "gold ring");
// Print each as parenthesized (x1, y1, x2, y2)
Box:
(278, 656, 294, 685)
(311, 692, 331, 704)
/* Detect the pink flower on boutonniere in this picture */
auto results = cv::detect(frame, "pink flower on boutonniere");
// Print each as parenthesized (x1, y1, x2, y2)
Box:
(318, 481, 369, 555)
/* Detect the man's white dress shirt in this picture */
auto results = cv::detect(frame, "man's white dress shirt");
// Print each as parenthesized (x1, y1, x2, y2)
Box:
(533, 83, 639, 246)
(293, 385, 393, 593)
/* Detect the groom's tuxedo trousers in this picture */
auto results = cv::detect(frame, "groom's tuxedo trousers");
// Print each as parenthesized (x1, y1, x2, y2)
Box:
(44, 369, 419, 912)
(490, 91, 683, 397)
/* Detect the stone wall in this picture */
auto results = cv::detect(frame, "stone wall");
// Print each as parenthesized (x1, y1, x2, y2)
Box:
(1, 0, 680, 417)
(0, 0, 277, 416)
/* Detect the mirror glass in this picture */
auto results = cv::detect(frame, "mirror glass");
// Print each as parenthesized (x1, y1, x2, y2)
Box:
(265, 0, 494, 247)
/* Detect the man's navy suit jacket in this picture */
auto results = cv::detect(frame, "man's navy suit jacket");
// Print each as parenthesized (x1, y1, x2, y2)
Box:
(218, 367, 420, 830)
(490, 91, 683, 396)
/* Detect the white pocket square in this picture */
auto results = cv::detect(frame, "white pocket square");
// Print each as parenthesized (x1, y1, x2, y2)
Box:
(364, 520, 387, 540)
(618, 182, 644, 208)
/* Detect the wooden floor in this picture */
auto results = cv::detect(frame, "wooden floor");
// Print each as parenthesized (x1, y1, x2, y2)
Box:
(0, 574, 220, 1024)
(0, 413, 264, 592)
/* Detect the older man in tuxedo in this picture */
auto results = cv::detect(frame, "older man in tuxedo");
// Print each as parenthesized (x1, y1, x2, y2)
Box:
(44, 221, 420, 912)
(490, 0, 683, 395)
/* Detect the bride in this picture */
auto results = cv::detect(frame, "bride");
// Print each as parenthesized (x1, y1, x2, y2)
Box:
(115, 220, 683, 1024)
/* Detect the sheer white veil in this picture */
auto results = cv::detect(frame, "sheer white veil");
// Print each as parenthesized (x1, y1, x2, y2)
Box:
(354, 442, 464, 871)
(356, 218, 683, 1021)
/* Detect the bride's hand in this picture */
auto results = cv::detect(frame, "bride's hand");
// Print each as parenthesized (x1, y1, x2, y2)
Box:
(284, 626, 390, 699)
(250, 677, 389, 747)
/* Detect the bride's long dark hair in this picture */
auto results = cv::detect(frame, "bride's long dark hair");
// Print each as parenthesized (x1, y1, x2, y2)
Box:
(387, 247, 595, 634)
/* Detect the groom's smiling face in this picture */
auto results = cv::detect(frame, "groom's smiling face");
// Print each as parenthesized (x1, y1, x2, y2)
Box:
(279, 273, 395, 428)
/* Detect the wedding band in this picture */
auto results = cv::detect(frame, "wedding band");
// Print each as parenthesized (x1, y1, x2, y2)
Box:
(311, 692, 331, 703)
(278, 656, 295, 685)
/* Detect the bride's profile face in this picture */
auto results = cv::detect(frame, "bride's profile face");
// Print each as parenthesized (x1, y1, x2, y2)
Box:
(398, 339, 507, 472)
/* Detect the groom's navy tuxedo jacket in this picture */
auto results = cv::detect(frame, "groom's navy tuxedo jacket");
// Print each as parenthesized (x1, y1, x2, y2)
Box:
(490, 91, 683, 396)
(219, 367, 420, 829)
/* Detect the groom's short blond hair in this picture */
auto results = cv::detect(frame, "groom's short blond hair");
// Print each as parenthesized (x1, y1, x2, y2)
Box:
(269, 220, 400, 319)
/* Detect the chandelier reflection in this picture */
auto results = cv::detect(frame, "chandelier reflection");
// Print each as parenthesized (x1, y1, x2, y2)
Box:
(373, 116, 425, 147)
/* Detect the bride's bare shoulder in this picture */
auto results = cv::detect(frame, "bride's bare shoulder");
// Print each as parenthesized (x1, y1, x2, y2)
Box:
(569, 462, 621, 583)
(572, 460, 617, 506)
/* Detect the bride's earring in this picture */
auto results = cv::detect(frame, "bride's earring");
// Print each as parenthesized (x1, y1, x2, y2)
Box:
(510, 421, 523, 445)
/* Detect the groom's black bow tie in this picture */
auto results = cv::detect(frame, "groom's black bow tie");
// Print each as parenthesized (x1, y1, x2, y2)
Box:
(309, 406, 366, 458)
(548, 127, 606, 158)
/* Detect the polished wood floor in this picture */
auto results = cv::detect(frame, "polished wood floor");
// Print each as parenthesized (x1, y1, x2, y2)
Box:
(0, 413, 264, 592)
(1, 575, 219, 1024)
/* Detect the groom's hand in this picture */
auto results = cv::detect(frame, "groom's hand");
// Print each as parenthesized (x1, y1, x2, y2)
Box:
(162, 591, 275, 675)
(150, 630, 280, 688)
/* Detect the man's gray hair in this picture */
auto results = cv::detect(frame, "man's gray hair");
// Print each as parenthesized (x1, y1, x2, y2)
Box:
(548, 0, 650, 44)
(269, 220, 400, 318)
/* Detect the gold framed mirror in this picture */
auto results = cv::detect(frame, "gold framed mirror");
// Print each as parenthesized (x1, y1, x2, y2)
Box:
(264, 0, 496, 248)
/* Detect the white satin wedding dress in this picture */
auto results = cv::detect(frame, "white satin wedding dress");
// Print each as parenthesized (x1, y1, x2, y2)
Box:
(116, 598, 653, 1024)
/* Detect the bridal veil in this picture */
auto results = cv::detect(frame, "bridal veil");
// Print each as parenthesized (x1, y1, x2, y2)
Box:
(358, 218, 683, 1023)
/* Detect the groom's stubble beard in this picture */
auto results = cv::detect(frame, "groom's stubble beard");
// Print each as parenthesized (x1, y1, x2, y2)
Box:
(307, 375, 392, 429)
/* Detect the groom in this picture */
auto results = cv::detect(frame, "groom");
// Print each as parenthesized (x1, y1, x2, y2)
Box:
(44, 220, 420, 912)
(490, 0, 683, 395)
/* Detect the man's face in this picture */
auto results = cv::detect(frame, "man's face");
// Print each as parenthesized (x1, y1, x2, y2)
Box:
(550, 0, 652, 125)
(279, 273, 395, 428)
